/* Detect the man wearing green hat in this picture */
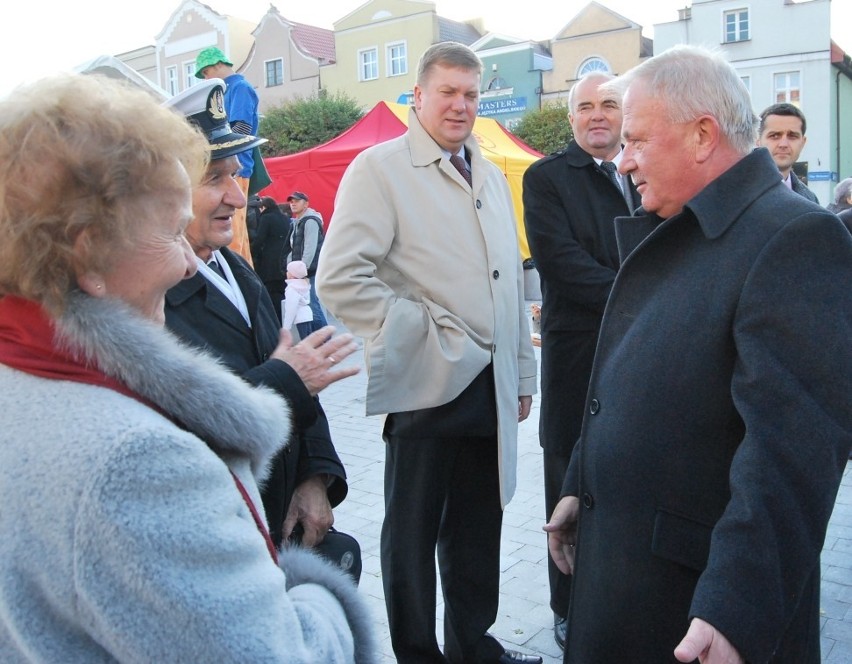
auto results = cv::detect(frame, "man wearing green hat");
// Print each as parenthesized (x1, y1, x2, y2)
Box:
(195, 46, 260, 265)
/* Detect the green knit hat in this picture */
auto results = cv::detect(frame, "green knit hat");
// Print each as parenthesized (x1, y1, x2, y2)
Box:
(195, 46, 233, 79)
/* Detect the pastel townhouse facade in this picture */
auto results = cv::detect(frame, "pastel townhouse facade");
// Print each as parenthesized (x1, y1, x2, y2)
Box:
(541, 1, 652, 104)
(118, 0, 332, 113)
(654, 0, 852, 203)
(318, 0, 552, 128)
(472, 34, 553, 130)
(319, 0, 482, 109)
(116, 0, 552, 129)
(241, 6, 335, 111)
(154, 0, 255, 98)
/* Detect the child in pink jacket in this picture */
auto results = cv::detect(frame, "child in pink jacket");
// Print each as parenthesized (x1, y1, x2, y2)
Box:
(281, 260, 314, 340)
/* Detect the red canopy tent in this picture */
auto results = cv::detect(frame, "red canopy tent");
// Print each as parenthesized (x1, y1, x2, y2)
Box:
(260, 101, 542, 258)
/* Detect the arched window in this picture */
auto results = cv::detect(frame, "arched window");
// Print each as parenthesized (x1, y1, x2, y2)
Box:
(577, 57, 611, 77)
(487, 76, 509, 91)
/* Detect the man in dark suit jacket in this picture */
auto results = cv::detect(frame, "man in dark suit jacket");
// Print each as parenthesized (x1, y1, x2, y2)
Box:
(546, 45, 852, 664)
(163, 79, 360, 548)
(757, 102, 820, 204)
(251, 195, 291, 322)
(522, 71, 635, 649)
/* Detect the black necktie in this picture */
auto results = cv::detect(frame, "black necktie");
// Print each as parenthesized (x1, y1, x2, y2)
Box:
(450, 153, 472, 186)
(601, 161, 634, 212)
(600, 161, 620, 188)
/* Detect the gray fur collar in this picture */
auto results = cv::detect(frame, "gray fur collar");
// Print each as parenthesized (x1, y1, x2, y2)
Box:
(281, 547, 379, 662)
(55, 292, 290, 477)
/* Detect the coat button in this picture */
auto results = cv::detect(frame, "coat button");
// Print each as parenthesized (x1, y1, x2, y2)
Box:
(589, 398, 600, 415)
(476, 200, 482, 209)
(582, 493, 594, 509)
(492, 270, 500, 279)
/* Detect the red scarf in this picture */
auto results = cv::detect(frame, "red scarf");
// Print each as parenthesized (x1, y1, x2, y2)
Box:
(0, 295, 139, 397)
(0, 295, 279, 564)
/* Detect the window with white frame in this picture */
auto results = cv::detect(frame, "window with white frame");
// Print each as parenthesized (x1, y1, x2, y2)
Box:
(359, 48, 378, 81)
(183, 62, 195, 91)
(773, 71, 801, 104)
(166, 66, 178, 96)
(486, 76, 509, 91)
(723, 8, 749, 43)
(266, 59, 283, 87)
(577, 57, 611, 78)
(387, 41, 407, 77)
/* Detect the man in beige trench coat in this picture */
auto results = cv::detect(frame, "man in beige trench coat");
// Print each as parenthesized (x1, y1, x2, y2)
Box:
(317, 42, 538, 664)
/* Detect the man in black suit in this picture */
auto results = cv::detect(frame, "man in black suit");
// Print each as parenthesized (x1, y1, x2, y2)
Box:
(522, 71, 634, 650)
(163, 79, 359, 548)
(251, 195, 291, 322)
(756, 103, 819, 204)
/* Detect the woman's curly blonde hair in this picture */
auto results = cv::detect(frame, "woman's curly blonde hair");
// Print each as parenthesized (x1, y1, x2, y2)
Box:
(0, 73, 209, 315)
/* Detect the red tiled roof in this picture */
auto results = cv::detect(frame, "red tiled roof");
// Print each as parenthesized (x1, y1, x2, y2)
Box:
(291, 22, 336, 64)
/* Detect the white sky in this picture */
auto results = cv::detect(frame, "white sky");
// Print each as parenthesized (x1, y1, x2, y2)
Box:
(1, 0, 849, 97)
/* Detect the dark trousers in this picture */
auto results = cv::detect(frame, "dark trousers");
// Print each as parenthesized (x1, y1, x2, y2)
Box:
(540, 329, 598, 618)
(381, 430, 504, 663)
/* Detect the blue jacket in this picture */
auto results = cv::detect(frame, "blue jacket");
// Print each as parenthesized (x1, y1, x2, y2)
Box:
(224, 73, 259, 178)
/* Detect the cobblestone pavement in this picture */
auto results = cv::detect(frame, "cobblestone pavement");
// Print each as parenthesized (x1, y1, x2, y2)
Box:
(319, 309, 852, 663)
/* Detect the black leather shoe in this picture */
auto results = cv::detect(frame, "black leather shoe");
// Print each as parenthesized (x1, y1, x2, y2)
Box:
(553, 614, 567, 650)
(498, 650, 543, 664)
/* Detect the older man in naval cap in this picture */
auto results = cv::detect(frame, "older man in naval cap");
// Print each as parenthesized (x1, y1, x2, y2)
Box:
(163, 79, 359, 552)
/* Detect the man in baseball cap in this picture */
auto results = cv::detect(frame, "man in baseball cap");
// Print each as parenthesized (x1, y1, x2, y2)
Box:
(284, 190, 328, 334)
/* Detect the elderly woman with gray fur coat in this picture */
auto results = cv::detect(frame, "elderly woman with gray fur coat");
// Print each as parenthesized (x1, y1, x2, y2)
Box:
(0, 74, 375, 662)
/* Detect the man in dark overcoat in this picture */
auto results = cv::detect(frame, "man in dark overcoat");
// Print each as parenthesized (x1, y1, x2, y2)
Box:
(546, 45, 852, 664)
(522, 71, 635, 649)
(162, 79, 359, 548)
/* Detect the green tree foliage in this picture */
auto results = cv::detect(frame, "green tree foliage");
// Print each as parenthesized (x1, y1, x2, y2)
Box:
(510, 101, 574, 156)
(258, 91, 364, 156)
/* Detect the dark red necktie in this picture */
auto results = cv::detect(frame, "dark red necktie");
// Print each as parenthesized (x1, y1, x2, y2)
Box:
(450, 153, 472, 186)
